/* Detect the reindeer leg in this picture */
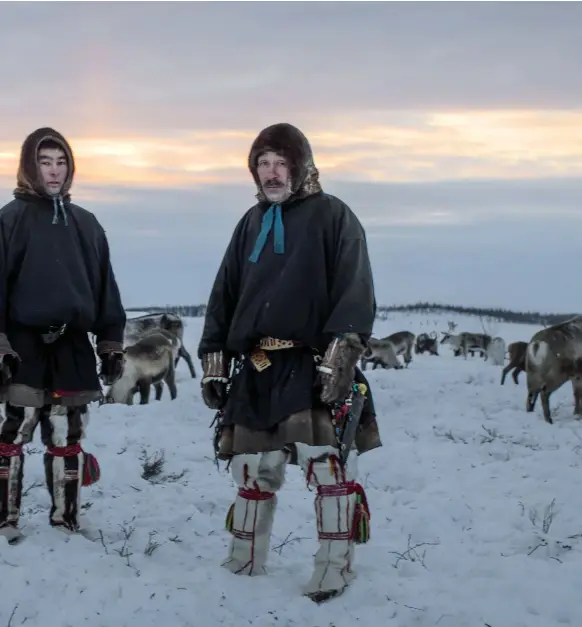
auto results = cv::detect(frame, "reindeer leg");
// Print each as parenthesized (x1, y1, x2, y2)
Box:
(125, 385, 137, 406)
(501, 364, 512, 385)
(165, 360, 178, 400)
(526, 390, 538, 413)
(177, 345, 197, 379)
(138, 380, 151, 405)
(571, 379, 582, 418)
(512, 368, 521, 385)
(540, 388, 553, 424)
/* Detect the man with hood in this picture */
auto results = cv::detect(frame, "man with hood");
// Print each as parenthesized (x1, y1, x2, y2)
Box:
(0, 127, 126, 539)
(198, 122, 382, 602)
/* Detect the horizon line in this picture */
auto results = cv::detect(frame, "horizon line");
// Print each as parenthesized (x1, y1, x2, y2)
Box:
(123, 302, 580, 321)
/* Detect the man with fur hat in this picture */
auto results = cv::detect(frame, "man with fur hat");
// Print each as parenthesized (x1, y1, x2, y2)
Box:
(198, 122, 381, 602)
(0, 127, 126, 540)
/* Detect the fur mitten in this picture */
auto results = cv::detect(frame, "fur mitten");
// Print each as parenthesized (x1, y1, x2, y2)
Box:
(317, 333, 365, 404)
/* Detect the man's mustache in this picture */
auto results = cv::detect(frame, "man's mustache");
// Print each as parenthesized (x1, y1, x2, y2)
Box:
(264, 179, 284, 188)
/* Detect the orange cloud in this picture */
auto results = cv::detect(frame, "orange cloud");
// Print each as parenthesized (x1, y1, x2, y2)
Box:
(0, 110, 580, 195)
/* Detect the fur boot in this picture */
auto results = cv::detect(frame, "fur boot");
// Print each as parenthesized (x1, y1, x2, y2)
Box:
(0, 442, 24, 530)
(45, 443, 84, 531)
(297, 443, 367, 603)
(222, 450, 287, 575)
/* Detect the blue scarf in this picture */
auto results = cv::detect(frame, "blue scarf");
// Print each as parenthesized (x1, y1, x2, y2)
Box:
(248, 203, 285, 263)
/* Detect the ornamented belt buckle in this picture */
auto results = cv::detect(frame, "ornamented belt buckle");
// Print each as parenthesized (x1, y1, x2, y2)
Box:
(250, 348, 272, 371)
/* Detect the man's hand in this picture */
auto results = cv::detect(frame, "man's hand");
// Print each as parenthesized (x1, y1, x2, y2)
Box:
(317, 333, 365, 404)
(201, 351, 229, 410)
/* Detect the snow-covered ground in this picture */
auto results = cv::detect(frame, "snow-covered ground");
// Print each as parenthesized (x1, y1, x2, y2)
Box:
(2, 311, 582, 627)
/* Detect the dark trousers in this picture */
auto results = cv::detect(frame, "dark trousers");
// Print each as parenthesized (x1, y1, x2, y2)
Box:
(0, 402, 88, 530)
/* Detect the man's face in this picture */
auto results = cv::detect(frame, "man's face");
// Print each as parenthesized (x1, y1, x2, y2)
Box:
(37, 147, 68, 196)
(256, 151, 292, 202)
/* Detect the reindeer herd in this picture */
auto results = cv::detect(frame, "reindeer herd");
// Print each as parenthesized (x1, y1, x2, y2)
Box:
(98, 311, 582, 428)
(362, 315, 582, 426)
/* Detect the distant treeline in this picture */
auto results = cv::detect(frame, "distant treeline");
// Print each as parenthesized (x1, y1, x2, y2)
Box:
(126, 302, 580, 327)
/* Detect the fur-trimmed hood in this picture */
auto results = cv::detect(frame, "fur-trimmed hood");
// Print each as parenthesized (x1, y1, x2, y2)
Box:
(248, 123, 322, 203)
(14, 127, 75, 201)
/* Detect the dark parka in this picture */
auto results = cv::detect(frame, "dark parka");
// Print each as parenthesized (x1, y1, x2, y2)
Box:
(0, 127, 126, 408)
(198, 123, 382, 458)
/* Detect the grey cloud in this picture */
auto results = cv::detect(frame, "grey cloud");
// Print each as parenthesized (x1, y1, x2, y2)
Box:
(0, 2, 580, 138)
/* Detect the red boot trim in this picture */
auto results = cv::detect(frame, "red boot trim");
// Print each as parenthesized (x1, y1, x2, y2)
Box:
(238, 487, 275, 501)
(46, 443, 82, 457)
(0, 443, 23, 457)
(316, 481, 357, 498)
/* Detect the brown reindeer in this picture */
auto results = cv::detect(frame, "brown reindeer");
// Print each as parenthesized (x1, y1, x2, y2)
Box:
(440, 331, 491, 359)
(103, 330, 179, 405)
(500, 341, 527, 385)
(525, 316, 582, 424)
(124, 312, 197, 378)
(415, 332, 439, 355)
(361, 330, 415, 370)
(385, 330, 415, 367)
(360, 337, 403, 370)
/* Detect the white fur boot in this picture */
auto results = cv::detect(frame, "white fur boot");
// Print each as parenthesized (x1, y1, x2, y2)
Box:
(222, 450, 287, 576)
(297, 444, 367, 603)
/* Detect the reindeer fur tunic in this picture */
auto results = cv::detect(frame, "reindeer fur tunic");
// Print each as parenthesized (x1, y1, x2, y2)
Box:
(0, 127, 126, 408)
(198, 123, 381, 457)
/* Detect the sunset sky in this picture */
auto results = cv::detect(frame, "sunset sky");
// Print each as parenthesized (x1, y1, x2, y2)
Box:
(1, 1, 581, 312)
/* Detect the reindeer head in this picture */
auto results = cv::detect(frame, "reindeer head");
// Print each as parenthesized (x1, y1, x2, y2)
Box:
(99, 351, 126, 387)
(440, 331, 452, 344)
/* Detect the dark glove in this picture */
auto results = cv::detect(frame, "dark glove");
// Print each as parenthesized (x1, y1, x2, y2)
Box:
(0, 352, 20, 387)
(98, 351, 125, 385)
(201, 351, 229, 410)
(317, 333, 365, 404)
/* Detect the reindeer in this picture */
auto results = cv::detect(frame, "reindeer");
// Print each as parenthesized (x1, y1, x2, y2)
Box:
(361, 331, 415, 369)
(440, 331, 463, 356)
(486, 336, 506, 366)
(460, 332, 491, 359)
(525, 315, 582, 424)
(440, 331, 491, 359)
(360, 337, 402, 370)
(500, 341, 527, 385)
(387, 330, 415, 366)
(415, 332, 439, 355)
(103, 330, 179, 405)
(124, 312, 197, 378)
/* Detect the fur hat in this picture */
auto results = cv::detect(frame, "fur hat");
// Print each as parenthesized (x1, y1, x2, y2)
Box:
(248, 123, 322, 202)
(15, 127, 75, 200)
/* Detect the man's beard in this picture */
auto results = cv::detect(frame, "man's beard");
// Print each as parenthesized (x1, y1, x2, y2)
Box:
(263, 178, 292, 202)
